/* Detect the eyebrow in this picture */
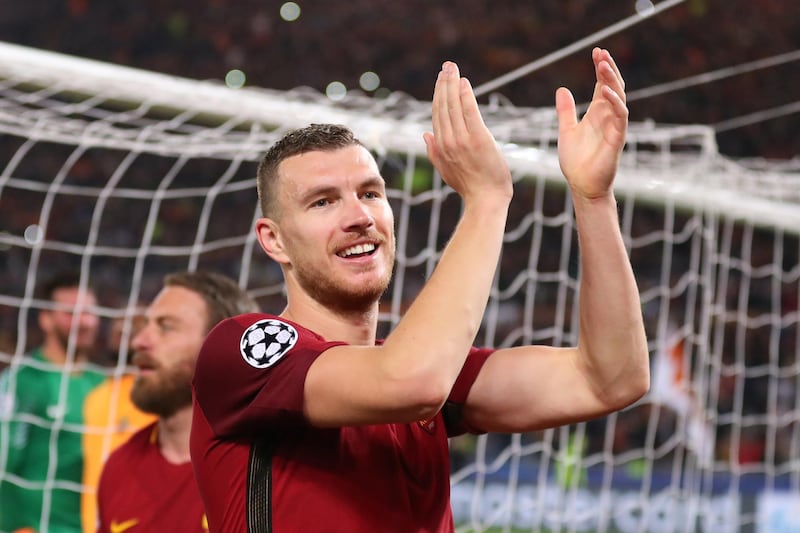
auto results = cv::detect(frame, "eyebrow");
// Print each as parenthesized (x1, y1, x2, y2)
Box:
(297, 175, 385, 205)
(153, 315, 182, 328)
(298, 184, 338, 206)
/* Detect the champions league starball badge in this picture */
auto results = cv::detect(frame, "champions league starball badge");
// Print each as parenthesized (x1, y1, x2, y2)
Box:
(240, 318, 298, 369)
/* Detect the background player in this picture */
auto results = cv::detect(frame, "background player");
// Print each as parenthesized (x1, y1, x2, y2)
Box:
(0, 271, 103, 533)
(81, 309, 156, 533)
(96, 271, 258, 533)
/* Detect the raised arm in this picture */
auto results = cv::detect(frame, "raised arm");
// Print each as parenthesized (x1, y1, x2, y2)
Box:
(462, 48, 649, 433)
(303, 62, 513, 427)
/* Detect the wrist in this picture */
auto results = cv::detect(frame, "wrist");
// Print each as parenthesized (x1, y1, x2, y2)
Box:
(570, 188, 616, 209)
(462, 190, 513, 213)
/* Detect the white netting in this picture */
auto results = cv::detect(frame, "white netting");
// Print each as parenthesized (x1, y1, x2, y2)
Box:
(1, 41, 799, 533)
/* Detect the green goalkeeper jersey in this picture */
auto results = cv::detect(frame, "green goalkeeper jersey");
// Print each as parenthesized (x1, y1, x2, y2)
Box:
(0, 349, 104, 533)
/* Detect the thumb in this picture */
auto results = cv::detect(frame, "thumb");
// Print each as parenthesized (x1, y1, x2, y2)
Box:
(423, 131, 439, 163)
(555, 87, 578, 133)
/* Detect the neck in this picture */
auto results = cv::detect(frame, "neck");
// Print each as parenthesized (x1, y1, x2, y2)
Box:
(282, 290, 379, 346)
(41, 338, 86, 366)
(156, 406, 193, 464)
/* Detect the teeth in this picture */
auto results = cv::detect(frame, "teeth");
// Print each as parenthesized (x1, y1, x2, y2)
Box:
(339, 243, 376, 257)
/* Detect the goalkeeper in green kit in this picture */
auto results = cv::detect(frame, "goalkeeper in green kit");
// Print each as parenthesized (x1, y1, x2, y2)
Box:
(0, 272, 104, 533)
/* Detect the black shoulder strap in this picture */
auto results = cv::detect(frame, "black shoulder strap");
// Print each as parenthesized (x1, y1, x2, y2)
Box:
(247, 437, 275, 533)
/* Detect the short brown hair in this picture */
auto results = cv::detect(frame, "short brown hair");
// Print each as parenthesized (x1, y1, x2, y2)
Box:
(37, 270, 96, 301)
(163, 271, 259, 333)
(256, 123, 364, 218)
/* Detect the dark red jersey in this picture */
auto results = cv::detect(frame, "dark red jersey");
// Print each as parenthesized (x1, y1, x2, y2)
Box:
(96, 422, 207, 533)
(191, 313, 492, 533)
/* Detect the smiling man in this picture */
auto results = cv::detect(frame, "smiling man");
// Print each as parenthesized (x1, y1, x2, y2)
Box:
(95, 271, 257, 533)
(191, 49, 649, 532)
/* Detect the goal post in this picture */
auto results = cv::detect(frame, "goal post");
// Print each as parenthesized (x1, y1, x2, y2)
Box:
(1, 41, 799, 533)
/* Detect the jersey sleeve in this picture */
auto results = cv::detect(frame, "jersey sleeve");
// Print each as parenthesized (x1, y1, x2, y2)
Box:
(193, 313, 344, 439)
(442, 346, 495, 437)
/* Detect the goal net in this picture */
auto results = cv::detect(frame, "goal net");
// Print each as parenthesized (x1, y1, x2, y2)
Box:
(1, 41, 799, 533)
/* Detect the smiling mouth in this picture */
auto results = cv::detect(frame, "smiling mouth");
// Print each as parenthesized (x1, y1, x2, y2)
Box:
(337, 242, 377, 258)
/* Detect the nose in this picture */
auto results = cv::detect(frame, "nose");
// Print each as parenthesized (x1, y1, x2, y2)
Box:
(131, 323, 151, 352)
(341, 196, 374, 232)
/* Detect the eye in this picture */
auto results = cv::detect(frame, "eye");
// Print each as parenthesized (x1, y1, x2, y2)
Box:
(156, 321, 176, 333)
(311, 198, 330, 208)
(362, 191, 380, 200)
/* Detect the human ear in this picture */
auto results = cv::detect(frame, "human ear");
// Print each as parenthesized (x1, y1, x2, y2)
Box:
(255, 217, 290, 265)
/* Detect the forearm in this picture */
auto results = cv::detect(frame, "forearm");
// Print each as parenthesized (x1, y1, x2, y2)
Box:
(381, 197, 509, 397)
(573, 192, 649, 406)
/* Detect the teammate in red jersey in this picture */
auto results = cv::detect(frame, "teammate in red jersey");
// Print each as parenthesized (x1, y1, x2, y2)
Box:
(191, 48, 649, 532)
(95, 271, 257, 533)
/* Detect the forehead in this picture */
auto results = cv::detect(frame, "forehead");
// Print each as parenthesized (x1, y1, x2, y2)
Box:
(51, 287, 97, 307)
(278, 145, 382, 192)
(147, 286, 208, 325)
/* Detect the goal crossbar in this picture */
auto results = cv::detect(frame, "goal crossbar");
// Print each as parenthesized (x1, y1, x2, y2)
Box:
(1, 40, 798, 232)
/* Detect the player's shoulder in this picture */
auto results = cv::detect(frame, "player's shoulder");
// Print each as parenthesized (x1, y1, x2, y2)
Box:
(208, 312, 319, 336)
(204, 312, 299, 352)
(2, 355, 44, 381)
(204, 312, 327, 355)
(0, 357, 53, 407)
(84, 374, 133, 412)
(84, 377, 111, 404)
(198, 312, 342, 375)
(207, 312, 282, 337)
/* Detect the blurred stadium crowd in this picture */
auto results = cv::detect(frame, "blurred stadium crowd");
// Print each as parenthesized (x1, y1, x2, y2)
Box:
(0, 0, 797, 159)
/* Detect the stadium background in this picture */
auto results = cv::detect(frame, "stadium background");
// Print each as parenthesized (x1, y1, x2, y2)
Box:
(0, 1, 799, 532)
(0, 0, 797, 159)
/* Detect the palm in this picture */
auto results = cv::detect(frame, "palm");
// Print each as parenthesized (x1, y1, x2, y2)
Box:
(556, 49, 628, 200)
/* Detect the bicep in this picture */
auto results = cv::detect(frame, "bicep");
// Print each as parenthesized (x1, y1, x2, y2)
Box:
(304, 344, 435, 427)
(462, 345, 613, 433)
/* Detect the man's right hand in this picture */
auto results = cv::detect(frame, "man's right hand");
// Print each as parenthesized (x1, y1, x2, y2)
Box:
(423, 61, 513, 208)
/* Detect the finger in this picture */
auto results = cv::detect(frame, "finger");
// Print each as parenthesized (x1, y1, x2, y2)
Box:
(459, 77, 487, 133)
(595, 50, 626, 105)
(600, 85, 629, 147)
(599, 48, 625, 91)
(555, 87, 578, 133)
(588, 48, 607, 103)
(435, 62, 459, 143)
(423, 131, 439, 164)
(443, 61, 468, 138)
(601, 85, 629, 121)
(431, 67, 447, 141)
(597, 60, 626, 105)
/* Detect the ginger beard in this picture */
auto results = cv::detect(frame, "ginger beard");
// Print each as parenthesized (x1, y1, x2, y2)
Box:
(130, 351, 194, 418)
(292, 231, 396, 315)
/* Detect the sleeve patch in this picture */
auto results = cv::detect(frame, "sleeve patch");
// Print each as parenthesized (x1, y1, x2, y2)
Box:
(239, 318, 299, 369)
